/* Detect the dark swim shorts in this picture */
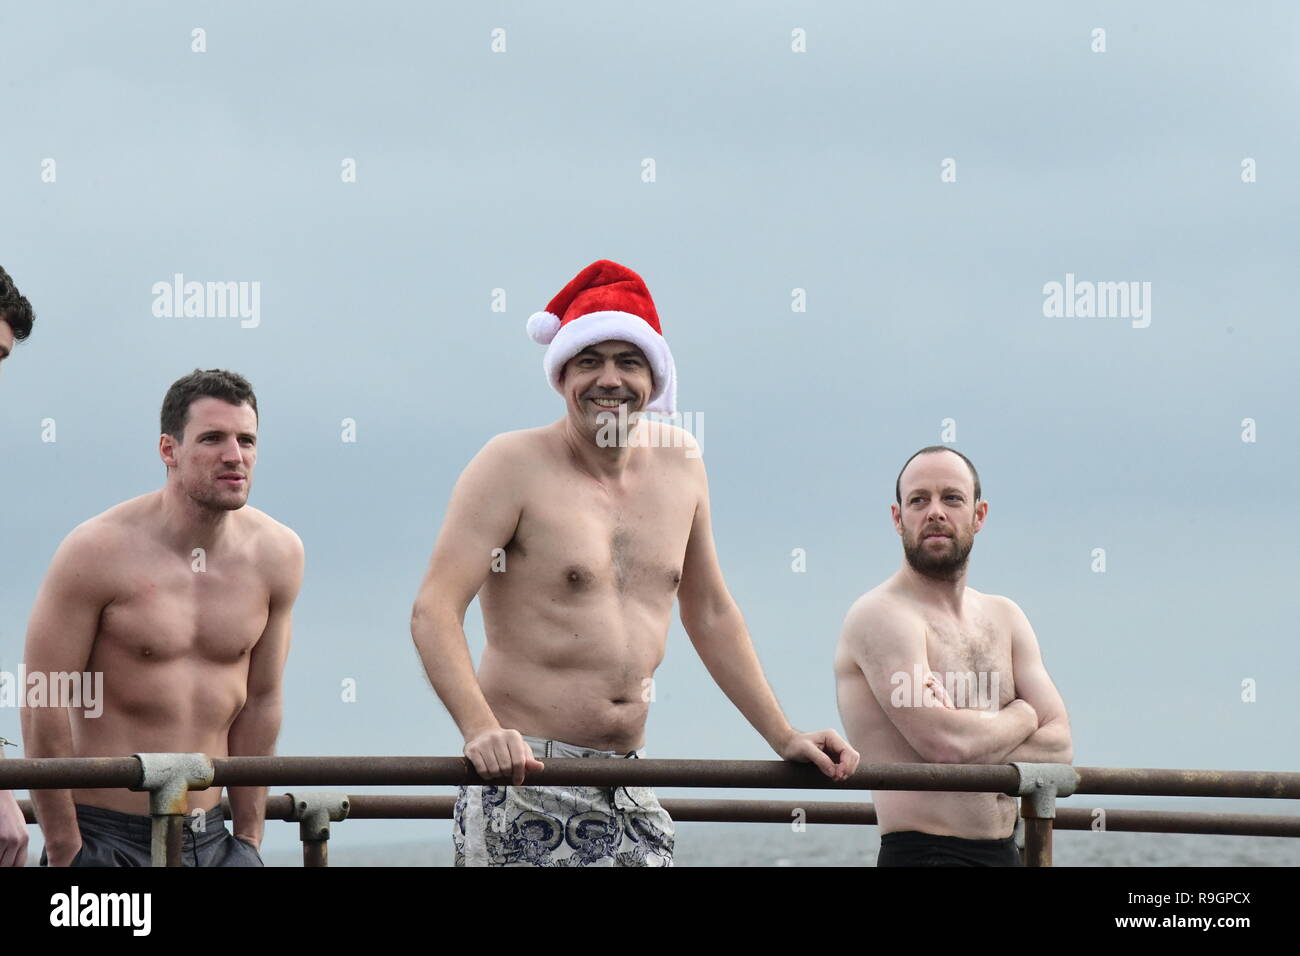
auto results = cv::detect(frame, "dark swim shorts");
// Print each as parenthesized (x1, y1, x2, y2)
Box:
(877, 829, 1023, 867)
(39, 803, 263, 867)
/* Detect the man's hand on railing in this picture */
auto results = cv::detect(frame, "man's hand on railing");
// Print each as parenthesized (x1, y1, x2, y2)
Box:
(464, 728, 545, 786)
(777, 729, 861, 782)
(0, 790, 29, 868)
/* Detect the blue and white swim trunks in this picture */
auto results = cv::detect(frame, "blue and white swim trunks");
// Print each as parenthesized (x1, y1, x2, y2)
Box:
(453, 735, 675, 867)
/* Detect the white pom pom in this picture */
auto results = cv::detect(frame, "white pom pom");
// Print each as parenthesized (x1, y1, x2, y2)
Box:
(527, 311, 561, 344)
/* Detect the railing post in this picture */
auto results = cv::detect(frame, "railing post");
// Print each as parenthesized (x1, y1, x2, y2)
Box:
(134, 753, 214, 868)
(1011, 762, 1079, 867)
(286, 792, 350, 867)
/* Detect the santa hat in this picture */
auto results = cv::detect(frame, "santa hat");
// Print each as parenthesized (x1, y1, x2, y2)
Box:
(527, 259, 677, 414)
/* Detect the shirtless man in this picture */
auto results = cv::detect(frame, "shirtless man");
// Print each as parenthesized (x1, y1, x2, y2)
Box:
(835, 446, 1072, 867)
(22, 369, 304, 866)
(412, 259, 859, 867)
(1, 264, 36, 867)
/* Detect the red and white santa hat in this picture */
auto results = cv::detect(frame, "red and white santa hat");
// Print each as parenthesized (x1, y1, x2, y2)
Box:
(527, 259, 676, 414)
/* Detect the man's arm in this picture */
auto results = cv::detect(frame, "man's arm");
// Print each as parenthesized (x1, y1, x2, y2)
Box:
(842, 597, 1039, 765)
(410, 436, 542, 785)
(21, 523, 114, 866)
(226, 526, 304, 849)
(677, 456, 858, 781)
(0, 746, 29, 867)
(983, 598, 1072, 765)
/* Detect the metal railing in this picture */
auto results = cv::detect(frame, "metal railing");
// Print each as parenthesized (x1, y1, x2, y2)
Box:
(5, 755, 1298, 867)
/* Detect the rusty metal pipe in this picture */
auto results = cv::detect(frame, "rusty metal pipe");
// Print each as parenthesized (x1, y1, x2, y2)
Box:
(1022, 816, 1053, 866)
(6, 756, 1300, 800)
(1055, 807, 1300, 836)
(207, 757, 1021, 792)
(302, 841, 328, 867)
(0, 757, 142, 789)
(662, 799, 879, 825)
(1074, 767, 1300, 799)
(235, 796, 1300, 835)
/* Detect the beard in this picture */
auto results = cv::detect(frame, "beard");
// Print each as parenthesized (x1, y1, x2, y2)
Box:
(184, 477, 249, 513)
(903, 527, 973, 580)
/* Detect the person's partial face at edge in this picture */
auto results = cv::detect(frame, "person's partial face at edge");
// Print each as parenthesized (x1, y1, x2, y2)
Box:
(0, 320, 14, 380)
(892, 450, 987, 580)
(159, 396, 259, 512)
(560, 339, 655, 438)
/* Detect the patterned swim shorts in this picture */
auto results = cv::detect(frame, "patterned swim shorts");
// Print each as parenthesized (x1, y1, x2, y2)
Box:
(453, 735, 675, 867)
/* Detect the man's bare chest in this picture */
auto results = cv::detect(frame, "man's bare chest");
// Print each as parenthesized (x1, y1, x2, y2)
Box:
(508, 489, 694, 597)
(923, 614, 1015, 707)
(98, 556, 270, 663)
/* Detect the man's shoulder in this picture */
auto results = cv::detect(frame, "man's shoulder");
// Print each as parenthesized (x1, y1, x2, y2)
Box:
(841, 585, 916, 646)
(967, 589, 1025, 625)
(240, 506, 303, 553)
(238, 508, 305, 589)
(59, 494, 155, 554)
(638, 419, 702, 463)
(477, 426, 556, 465)
(40, 497, 154, 598)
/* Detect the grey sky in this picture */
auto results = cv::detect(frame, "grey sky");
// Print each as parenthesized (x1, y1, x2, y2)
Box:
(2, 2, 1296, 858)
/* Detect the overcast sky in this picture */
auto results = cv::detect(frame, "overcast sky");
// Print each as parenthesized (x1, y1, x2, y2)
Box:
(2, 2, 1296, 859)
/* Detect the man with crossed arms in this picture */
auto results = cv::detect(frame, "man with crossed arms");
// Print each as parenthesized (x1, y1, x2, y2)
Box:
(836, 446, 1072, 866)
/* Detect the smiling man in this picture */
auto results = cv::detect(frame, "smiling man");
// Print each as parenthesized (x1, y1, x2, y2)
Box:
(1, 264, 37, 867)
(22, 369, 303, 866)
(834, 446, 1072, 866)
(412, 259, 858, 867)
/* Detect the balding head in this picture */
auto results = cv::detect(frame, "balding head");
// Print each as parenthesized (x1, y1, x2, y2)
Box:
(895, 446, 980, 505)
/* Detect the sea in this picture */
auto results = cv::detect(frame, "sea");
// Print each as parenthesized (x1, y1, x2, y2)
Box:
(265, 827, 1298, 867)
(17, 792, 1293, 867)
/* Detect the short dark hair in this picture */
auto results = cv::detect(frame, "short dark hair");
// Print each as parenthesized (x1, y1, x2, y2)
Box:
(0, 265, 35, 341)
(160, 369, 258, 441)
(895, 445, 981, 504)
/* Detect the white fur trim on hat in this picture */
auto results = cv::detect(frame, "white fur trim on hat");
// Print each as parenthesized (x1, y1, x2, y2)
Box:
(527, 310, 561, 345)
(542, 310, 677, 414)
